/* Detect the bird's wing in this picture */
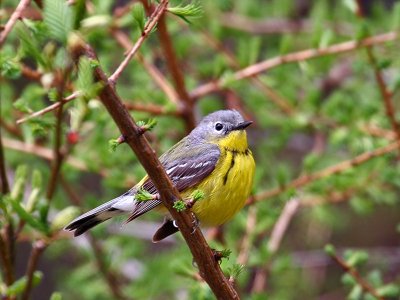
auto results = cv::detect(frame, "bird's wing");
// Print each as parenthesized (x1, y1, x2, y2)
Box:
(126, 142, 220, 221)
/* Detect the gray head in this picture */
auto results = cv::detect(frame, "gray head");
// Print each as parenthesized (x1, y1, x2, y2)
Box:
(189, 110, 252, 142)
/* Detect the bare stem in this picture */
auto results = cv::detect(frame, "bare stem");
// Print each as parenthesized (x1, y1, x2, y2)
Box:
(190, 31, 398, 99)
(156, 14, 196, 131)
(0, 0, 31, 47)
(328, 251, 384, 300)
(16, 92, 79, 124)
(108, 0, 169, 85)
(21, 240, 47, 300)
(251, 141, 400, 203)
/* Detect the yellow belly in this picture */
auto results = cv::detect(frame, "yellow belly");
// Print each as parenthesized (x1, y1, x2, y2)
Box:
(184, 147, 255, 226)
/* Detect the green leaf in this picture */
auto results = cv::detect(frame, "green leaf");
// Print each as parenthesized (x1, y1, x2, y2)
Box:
(190, 190, 205, 202)
(324, 244, 336, 256)
(227, 264, 244, 279)
(43, 0, 74, 43)
(77, 57, 94, 97)
(50, 206, 80, 232)
(6, 271, 43, 296)
(135, 188, 154, 202)
(50, 292, 63, 300)
(377, 284, 400, 298)
(11, 165, 28, 202)
(16, 23, 47, 68)
(167, 2, 203, 23)
(173, 199, 186, 212)
(391, 2, 400, 29)
(343, 0, 357, 13)
(13, 98, 33, 113)
(132, 3, 145, 33)
(10, 199, 48, 233)
(348, 284, 363, 300)
(344, 250, 369, 267)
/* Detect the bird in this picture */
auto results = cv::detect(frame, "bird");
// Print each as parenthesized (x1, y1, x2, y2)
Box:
(65, 110, 255, 242)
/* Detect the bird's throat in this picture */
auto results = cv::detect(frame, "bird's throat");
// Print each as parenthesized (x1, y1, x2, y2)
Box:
(216, 130, 249, 153)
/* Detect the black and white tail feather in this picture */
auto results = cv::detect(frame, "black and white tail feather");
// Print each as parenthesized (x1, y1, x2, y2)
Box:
(64, 189, 162, 238)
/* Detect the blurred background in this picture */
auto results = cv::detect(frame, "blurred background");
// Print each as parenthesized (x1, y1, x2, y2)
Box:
(0, 0, 400, 299)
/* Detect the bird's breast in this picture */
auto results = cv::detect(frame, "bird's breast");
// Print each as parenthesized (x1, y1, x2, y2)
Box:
(188, 146, 255, 226)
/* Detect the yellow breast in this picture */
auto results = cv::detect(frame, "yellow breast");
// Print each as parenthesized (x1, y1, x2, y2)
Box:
(184, 130, 255, 226)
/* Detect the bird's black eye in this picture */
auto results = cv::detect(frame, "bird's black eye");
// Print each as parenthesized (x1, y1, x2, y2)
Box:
(215, 123, 224, 131)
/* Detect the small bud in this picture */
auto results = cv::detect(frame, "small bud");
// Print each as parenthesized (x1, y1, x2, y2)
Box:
(50, 206, 80, 232)
(173, 200, 186, 212)
(135, 188, 155, 202)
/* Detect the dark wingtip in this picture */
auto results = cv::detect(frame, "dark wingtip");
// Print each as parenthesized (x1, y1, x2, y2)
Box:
(152, 219, 179, 243)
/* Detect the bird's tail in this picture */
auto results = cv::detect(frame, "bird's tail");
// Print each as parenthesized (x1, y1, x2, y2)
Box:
(64, 197, 125, 236)
(65, 189, 162, 236)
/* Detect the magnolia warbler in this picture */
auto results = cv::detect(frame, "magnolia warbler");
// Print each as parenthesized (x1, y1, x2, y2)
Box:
(65, 110, 255, 242)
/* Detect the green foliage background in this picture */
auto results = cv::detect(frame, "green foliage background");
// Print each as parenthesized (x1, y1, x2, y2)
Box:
(0, 0, 399, 299)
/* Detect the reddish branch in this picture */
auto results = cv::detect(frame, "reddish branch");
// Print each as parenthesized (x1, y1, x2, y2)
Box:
(328, 251, 384, 300)
(157, 17, 196, 130)
(354, 1, 400, 152)
(16, 92, 79, 124)
(190, 31, 399, 99)
(70, 39, 239, 299)
(251, 140, 400, 203)
(0, 0, 31, 47)
(111, 29, 180, 106)
(108, 0, 169, 85)
(21, 240, 47, 300)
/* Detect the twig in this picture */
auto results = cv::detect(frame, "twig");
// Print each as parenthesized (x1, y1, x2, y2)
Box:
(2, 137, 93, 174)
(156, 13, 196, 131)
(237, 206, 257, 265)
(355, 1, 400, 154)
(328, 251, 384, 300)
(21, 240, 47, 300)
(108, 0, 169, 85)
(20, 64, 42, 81)
(0, 127, 10, 194)
(190, 31, 399, 99)
(70, 40, 239, 299)
(16, 0, 169, 125)
(46, 69, 70, 201)
(0, 0, 31, 47)
(124, 101, 181, 116)
(268, 198, 300, 254)
(16, 91, 80, 124)
(219, 13, 353, 36)
(200, 28, 294, 114)
(111, 29, 180, 106)
(251, 140, 400, 203)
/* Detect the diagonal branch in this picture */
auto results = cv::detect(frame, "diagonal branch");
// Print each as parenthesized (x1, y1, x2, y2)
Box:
(251, 140, 400, 203)
(70, 39, 239, 299)
(108, 0, 169, 85)
(190, 31, 399, 99)
(0, 0, 31, 47)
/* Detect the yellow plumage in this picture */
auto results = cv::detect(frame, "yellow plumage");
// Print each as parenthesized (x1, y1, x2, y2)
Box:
(186, 130, 255, 226)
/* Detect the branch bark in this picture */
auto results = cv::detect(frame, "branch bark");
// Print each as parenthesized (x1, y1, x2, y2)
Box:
(190, 31, 399, 99)
(0, 0, 31, 47)
(70, 40, 239, 299)
(251, 140, 400, 203)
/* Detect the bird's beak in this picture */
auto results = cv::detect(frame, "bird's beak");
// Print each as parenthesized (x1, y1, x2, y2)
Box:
(233, 121, 253, 131)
